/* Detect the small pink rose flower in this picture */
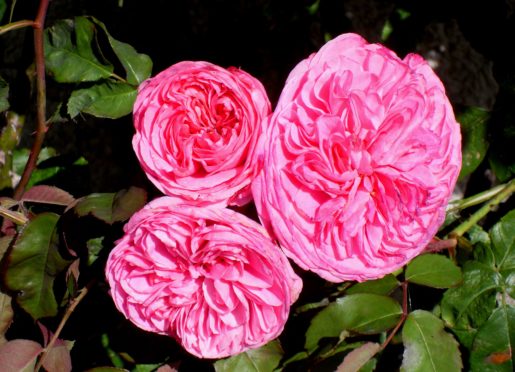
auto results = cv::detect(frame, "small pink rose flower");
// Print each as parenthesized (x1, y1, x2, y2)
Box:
(105, 197, 302, 359)
(252, 33, 462, 282)
(133, 61, 271, 206)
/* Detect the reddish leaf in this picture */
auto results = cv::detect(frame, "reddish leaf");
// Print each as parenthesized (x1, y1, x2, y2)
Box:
(0, 339, 42, 371)
(157, 365, 179, 372)
(43, 340, 73, 372)
(0, 292, 13, 346)
(336, 342, 380, 372)
(22, 185, 75, 206)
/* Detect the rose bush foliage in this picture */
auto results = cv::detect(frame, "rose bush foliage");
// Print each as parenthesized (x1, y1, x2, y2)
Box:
(252, 33, 462, 282)
(105, 197, 302, 359)
(133, 61, 271, 207)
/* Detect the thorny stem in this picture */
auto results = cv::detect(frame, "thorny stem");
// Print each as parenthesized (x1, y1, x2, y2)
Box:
(0, 19, 35, 35)
(12, 0, 50, 200)
(450, 178, 515, 238)
(381, 281, 408, 350)
(34, 283, 92, 371)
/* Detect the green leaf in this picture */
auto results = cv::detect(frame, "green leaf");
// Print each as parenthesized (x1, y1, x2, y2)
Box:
(441, 261, 500, 348)
(3, 213, 70, 319)
(346, 274, 400, 295)
(111, 187, 147, 222)
(12, 147, 62, 188)
(67, 81, 136, 119)
(74, 193, 115, 222)
(0, 0, 6, 23)
(74, 187, 146, 224)
(336, 342, 380, 372)
(45, 17, 114, 83)
(131, 364, 164, 372)
(281, 351, 309, 368)
(89, 17, 152, 85)
(0, 235, 13, 259)
(86, 237, 104, 266)
(214, 340, 283, 372)
(0, 76, 9, 112)
(305, 294, 402, 352)
(0, 112, 24, 190)
(405, 254, 462, 288)
(489, 209, 515, 275)
(12, 147, 56, 176)
(458, 107, 490, 179)
(401, 310, 462, 372)
(470, 306, 515, 372)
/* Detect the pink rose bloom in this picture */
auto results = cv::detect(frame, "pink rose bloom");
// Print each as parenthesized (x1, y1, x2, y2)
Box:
(133, 61, 271, 206)
(105, 197, 302, 359)
(252, 33, 462, 282)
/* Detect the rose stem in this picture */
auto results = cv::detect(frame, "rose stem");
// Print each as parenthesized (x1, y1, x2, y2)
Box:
(449, 178, 515, 238)
(447, 183, 508, 213)
(380, 281, 408, 351)
(12, 0, 50, 200)
(34, 282, 93, 371)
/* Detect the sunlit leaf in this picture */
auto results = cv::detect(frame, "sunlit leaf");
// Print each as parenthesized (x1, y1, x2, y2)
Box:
(22, 185, 75, 206)
(214, 340, 283, 372)
(3, 213, 70, 319)
(336, 342, 380, 372)
(405, 254, 462, 288)
(67, 81, 137, 119)
(470, 306, 515, 372)
(458, 107, 490, 179)
(305, 294, 402, 352)
(74, 187, 146, 224)
(0, 75, 9, 112)
(89, 17, 152, 85)
(0, 339, 42, 372)
(346, 274, 400, 295)
(401, 310, 462, 372)
(44, 17, 114, 82)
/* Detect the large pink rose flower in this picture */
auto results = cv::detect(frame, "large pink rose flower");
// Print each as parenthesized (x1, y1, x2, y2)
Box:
(105, 197, 302, 359)
(133, 61, 271, 206)
(252, 33, 462, 282)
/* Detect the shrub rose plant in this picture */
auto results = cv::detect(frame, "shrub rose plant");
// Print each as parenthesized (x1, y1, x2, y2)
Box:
(105, 197, 302, 359)
(252, 33, 462, 282)
(133, 61, 271, 206)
